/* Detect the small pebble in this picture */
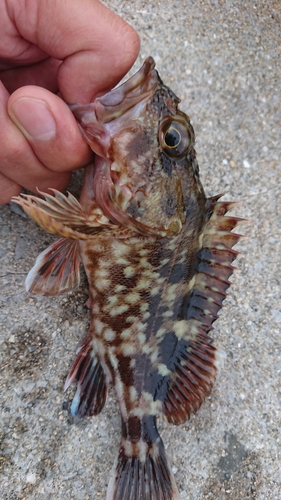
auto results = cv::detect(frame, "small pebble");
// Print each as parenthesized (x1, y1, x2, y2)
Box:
(243, 159, 251, 168)
(26, 472, 36, 484)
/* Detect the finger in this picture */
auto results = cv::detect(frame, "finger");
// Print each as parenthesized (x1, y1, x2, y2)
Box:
(8, 86, 92, 172)
(0, 0, 48, 65)
(1, 57, 62, 95)
(0, 171, 22, 205)
(0, 82, 72, 204)
(9, 0, 140, 102)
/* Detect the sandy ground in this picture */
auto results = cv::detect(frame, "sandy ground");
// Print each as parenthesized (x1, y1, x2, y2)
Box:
(1, 1, 280, 499)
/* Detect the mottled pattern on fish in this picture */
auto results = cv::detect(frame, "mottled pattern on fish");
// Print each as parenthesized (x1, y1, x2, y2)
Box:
(13, 57, 242, 500)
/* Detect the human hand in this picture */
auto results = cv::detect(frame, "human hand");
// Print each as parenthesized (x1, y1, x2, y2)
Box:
(0, 0, 139, 205)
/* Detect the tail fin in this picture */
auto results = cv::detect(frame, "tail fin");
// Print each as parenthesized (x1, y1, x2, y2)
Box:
(106, 418, 179, 500)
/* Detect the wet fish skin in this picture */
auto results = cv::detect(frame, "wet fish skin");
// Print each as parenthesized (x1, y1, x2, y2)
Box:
(12, 57, 242, 500)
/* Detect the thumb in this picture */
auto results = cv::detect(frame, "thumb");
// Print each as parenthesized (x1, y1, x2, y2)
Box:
(8, 86, 92, 174)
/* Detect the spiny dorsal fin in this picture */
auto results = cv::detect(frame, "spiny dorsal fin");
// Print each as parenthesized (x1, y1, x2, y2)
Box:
(164, 196, 244, 424)
(190, 197, 245, 332)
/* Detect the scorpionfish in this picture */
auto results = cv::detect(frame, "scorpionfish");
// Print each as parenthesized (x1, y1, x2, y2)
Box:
(13, 57, 241, 500)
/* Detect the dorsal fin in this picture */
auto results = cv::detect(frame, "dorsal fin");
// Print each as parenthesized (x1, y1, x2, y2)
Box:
(163, 333, 226, 424)
(163, 197, 244, 424)
(186, 197, 244, 333)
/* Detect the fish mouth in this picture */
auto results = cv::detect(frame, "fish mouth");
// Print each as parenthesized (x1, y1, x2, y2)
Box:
(69, 57, 159, 155)
(93, 56, 158, 123)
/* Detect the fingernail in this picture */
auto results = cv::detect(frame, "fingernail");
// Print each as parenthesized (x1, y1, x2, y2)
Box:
(10, 98, 56, 141)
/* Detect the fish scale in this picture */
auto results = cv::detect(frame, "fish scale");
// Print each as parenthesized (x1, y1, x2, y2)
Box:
(13, 57, 243, 500)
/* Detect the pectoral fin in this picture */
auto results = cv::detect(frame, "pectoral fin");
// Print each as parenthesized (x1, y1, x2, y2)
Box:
(12, 189, 114, 239)
(26, 238, 81, 295)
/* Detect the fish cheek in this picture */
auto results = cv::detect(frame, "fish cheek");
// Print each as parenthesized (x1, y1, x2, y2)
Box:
(160, 151, 173, 177)
(162, 178, 185, 220)
(165, 193, 179, 216)
(110, 128, 155, 178)
(125, 128, 156, 161)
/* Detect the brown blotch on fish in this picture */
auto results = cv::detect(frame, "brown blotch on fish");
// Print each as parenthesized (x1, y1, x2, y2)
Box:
(12, 56, 244, 500)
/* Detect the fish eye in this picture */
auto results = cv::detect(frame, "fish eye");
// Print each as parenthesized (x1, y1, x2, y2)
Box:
(164, 127, 181, 149)
(159, 116, 194, 158)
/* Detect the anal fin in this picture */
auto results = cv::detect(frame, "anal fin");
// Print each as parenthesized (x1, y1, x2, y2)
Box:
(65, 337, 108, 417)
(26, 238, 81, 295)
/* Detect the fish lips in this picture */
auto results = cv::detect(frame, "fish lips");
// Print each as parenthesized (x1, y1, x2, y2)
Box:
(69, 57, 159, 158)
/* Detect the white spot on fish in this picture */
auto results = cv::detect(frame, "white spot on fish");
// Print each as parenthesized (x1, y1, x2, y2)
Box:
(157, 363, 171, 376)
(110, 304, 129, 317)
(138, 440, 148, 463)
(156, 327, 166, 338)
(150, 285, 161, 296)
(137, 277, 152, 290)
(104, 328, 116, 342)
(121, 328, 132, 339)
(120, 343, 135, 356)
(142, 311, 150, 320)
(125, 291, 140, 304)
(94, 319, 105, 335)
(162, 310, 173, 318)
(95, 267, 109, 279)
(124, 266, 135, 278)
(137, 332, 146, 345)
(122, 438, 133, 457)
(173, 320, 187, 339)
(130, 407, 145, 418)
(115, 284, 126, 292)
(95, 278, 111, 291)
(150, 399, 163, 415)
(108, 295, 118, 305)
(129, 386, 138, 402)
(150, 349, 159, 363)
(126, 315, 139, 323)
(140, 302, 149, 312)
(130, 358, 136, 368)
(116, 257, 130, 265)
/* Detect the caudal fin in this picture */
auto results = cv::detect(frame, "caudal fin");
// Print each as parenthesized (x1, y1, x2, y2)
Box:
(106, 424, 179, 500)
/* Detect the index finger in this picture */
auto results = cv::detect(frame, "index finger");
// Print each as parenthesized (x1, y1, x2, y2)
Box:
(9, 0, 140, 102)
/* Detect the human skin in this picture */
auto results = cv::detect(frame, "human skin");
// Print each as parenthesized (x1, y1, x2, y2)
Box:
(0, 0, 140, 205)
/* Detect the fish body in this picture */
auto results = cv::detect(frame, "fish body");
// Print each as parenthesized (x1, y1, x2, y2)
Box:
(13, 58, 241, 500)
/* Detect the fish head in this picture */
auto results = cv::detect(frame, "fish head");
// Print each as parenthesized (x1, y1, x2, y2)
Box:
(70, 57, 204, 237)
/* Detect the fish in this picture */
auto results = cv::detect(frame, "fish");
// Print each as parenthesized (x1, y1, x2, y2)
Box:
(12, 57, 242, 500)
